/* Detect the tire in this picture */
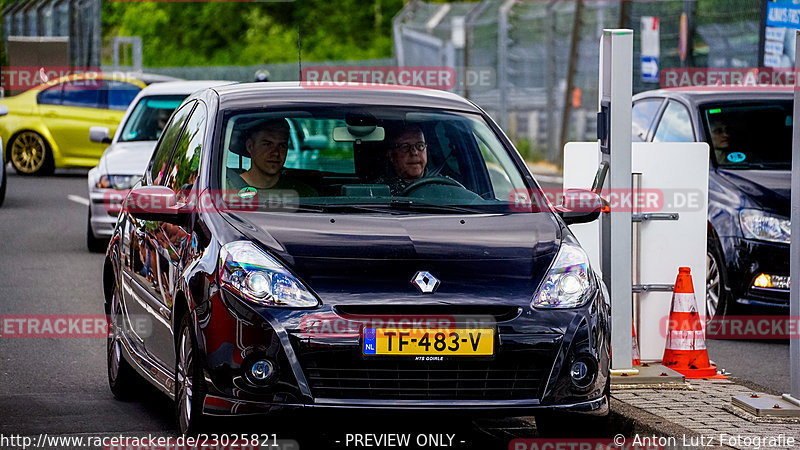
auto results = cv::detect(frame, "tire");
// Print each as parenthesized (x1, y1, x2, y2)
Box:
(87, 208, 107, 253)
(706, 233, 735, 322)
(108, 289, 142, 400)
(9, 131, 54, 176)
(175, 312, 208, 435)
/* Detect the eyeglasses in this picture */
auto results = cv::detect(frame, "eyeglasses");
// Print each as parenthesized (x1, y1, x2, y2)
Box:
(393, 142, 427, 154)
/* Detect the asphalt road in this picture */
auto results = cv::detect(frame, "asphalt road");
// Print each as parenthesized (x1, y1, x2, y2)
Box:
(707, 339, 791, 394)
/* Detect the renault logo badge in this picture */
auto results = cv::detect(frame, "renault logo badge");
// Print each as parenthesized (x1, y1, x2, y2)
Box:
(412, 271, 440, 294)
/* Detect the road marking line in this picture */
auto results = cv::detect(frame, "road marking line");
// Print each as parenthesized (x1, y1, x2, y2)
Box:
(67, 195, 90, 206)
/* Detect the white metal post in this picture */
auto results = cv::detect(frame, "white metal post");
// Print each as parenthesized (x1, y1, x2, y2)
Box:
(787, 31, 800, 406)
(598, 29, 634, 373)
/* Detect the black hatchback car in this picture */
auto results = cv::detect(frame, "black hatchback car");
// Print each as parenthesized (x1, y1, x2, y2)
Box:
(103, 82, 609, 434)
(632, 89, 791, 319)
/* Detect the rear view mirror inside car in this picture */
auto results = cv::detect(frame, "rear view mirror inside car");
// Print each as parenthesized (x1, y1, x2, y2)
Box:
(333, 126, 385, 142)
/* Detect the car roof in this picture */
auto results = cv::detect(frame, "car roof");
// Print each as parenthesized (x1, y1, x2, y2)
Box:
(210, 82, 482, 112)
(634, 87, 794, 105)
(34, 72, 148, 91)
(138, 80, 234, 96)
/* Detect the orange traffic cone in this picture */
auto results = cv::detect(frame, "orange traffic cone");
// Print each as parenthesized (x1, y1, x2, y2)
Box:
(662, 267, 725, 379)
(632, 319, 641, 366)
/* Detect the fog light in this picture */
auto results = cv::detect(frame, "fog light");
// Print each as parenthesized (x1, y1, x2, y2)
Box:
(570, 359, 595, 389)
(248, 359, 276, 384)
(753, 273, 790, 290)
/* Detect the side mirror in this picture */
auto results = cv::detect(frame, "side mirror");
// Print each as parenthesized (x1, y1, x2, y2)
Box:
(89, 126, 112, 144)
(0, 105, 9, 117)
(126, 185, 188, 223)
(556, 188, 603, 225)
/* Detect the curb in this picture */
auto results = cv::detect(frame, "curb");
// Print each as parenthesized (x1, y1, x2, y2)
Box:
(609, 397, 699, 439)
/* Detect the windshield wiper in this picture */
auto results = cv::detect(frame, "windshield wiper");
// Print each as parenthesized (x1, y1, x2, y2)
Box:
(300, 203, 403, 214)
(256, 201, 485, 214)
(385, 200, 484, 214)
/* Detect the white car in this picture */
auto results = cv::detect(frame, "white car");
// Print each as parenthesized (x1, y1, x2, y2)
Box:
(86, 80, 232, 251)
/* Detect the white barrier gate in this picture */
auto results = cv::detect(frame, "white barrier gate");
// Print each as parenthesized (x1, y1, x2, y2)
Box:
(564, 142, 709, 360)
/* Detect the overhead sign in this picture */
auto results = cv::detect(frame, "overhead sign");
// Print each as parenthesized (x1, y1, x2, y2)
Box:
(641, 16, 660, 83)
(763, 0, 799, 68)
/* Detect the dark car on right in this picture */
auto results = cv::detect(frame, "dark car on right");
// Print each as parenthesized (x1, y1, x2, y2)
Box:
(632, 89, 791, 319)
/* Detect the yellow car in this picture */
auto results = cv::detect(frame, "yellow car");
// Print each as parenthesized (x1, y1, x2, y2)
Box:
(0, 73, 147, 175)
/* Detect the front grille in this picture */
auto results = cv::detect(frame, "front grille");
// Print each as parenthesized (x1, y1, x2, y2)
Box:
(297, 349, 549, 400)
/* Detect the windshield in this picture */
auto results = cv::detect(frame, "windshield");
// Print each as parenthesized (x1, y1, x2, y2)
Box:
(119, 95, 187, 142)
(216, 106, 534, 213)
(700, 101, 792, 170)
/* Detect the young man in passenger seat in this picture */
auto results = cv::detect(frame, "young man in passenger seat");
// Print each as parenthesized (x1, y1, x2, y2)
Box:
(227, 119, 317, 197)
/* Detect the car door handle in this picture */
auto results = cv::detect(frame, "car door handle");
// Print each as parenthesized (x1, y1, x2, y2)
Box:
(44, 111, 57, 118)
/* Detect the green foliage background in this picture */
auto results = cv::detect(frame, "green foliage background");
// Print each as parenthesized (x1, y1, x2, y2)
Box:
(101, 0, 462, 67)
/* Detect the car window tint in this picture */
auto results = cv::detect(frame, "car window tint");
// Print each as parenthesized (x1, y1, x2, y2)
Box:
(653, 100, 694, 142)
(632, 99, 662, 142)
(37, 84, 62, 105)
(163, 103, 206, 197)
(105, 80, 142, 111)
(61, 79, 102, 108)
(148, 101, 195, 185)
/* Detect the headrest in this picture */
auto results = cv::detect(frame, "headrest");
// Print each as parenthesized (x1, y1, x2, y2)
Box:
(353, 140, 392, 182)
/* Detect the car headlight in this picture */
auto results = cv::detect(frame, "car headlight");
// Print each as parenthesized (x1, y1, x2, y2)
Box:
(96, 174, 140, 190)
(219, 241, 319, 308)
(532, 241, 596, 309)
(739, 209, 790, 244)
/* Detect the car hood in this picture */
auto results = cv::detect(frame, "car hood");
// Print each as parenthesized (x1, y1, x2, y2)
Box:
(715, 169, 790, 216)
(100, 141, 157, 175)
(221, 211, 561, 307)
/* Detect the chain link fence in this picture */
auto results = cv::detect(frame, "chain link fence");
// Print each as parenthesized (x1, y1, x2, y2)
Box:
(394, 0, 763, 164)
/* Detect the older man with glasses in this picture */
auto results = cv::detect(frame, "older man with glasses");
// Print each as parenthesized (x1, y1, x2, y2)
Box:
(378, 125, 429, 195)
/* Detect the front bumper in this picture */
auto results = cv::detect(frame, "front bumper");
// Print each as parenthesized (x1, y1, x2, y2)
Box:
(192, 287, 611, 417)
(720, 237, 790, 310)
(202, 393, 609, 416)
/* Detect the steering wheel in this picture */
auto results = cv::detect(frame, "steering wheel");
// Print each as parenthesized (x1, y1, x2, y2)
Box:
(400, 176, 466, 196)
